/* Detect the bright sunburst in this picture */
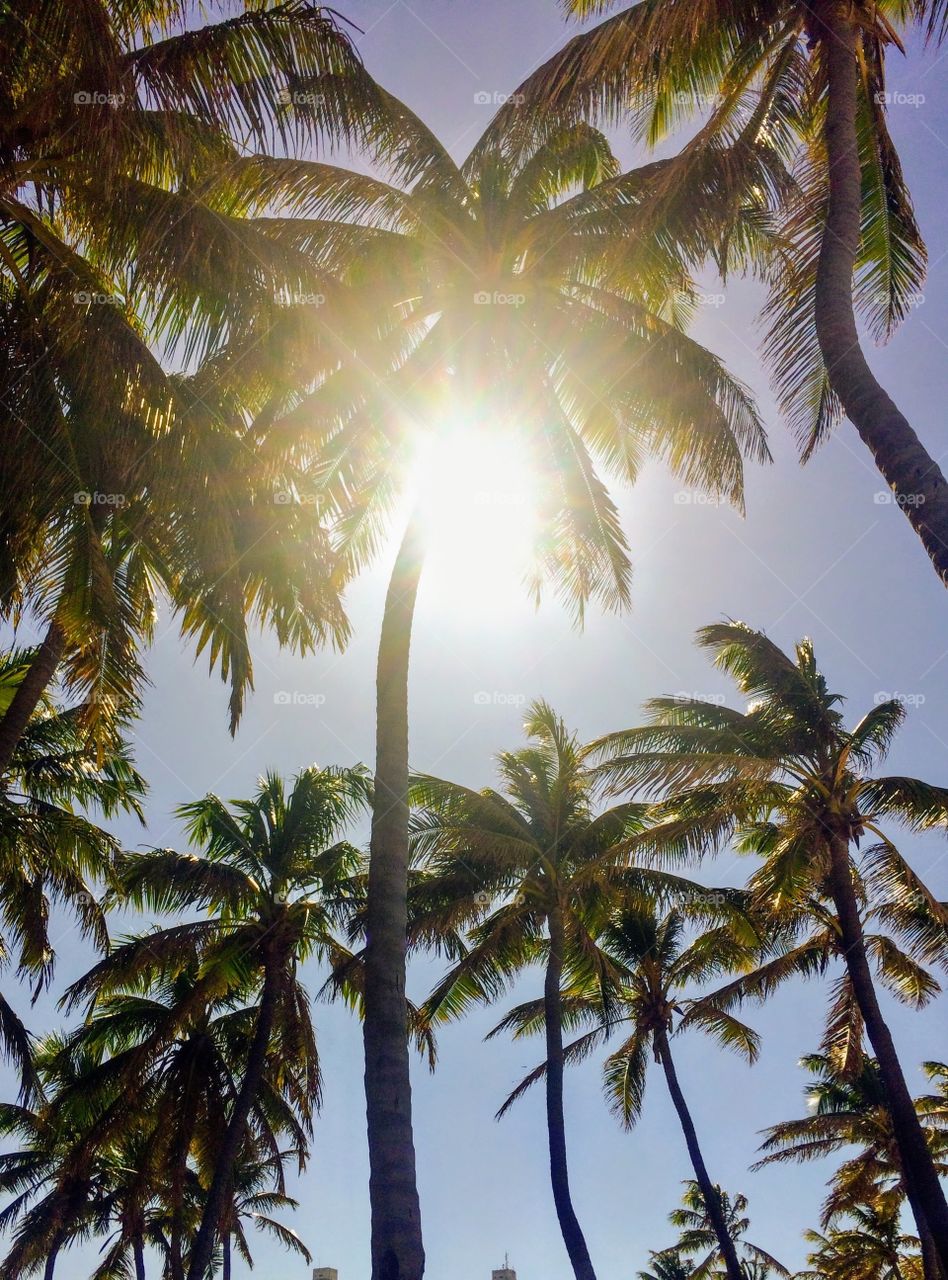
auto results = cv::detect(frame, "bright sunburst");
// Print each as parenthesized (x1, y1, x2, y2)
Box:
(409, 417, 539, 620)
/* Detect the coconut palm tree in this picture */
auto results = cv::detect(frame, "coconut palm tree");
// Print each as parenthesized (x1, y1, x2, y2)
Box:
(410, 703, 652, 1279)
(0, 648, 146, 1098)
(0, 0, 377, 771)
(756, 1054, 948, 1280)
(57, 961, 312, 1280)
(496, 0, 948, 583)
(216, 1148, 313, 1280)
(660, 1181, 789, 1280)
(491, 904, 769, 1280)
(255, 91, 784, 1276)
(61, 767, 368, 1280)
(800, 1201, 922, 1280)
(638, 1254, 697, 1280)
(411, 703, 743, 1280)
(593, 623, 948, 1268)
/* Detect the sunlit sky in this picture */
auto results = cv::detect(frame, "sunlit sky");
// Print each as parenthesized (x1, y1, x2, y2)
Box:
(11, 3, 948, 1277)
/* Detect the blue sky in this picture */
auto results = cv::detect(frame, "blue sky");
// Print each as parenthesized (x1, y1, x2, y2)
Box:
(10, 2, 948, 1277)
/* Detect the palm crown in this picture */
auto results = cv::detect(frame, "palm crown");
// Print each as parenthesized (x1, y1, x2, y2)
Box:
(256, 102, 778, 610)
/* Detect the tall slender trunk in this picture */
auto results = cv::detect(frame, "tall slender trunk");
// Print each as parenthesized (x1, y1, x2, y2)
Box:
(0, 617, 65, 775)
(826, 833, 948, 1273)
(364, 515, 426, 1280)
(653, 1027, 744, 1280)
(168, 1096, 198, 1280)
(222, 1233, 231, 1280)
(133, 1234, 146, 1280)
(814, 1, 948, 585)
(186, 958, 280, 1280)
(544, 903, 597, 1280)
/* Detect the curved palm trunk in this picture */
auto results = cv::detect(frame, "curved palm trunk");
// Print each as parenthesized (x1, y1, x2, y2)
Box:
(0, 617, 65, 775)
(545, 904, 597, 1280)
(43, 1233, 64, 1280)
(815, 2, 948, 585)
(186, 958, 280, 1280)
(826, 833, 948, 1273)
(653, 1027, 743, 1280)
(364, 515, 426, 1280)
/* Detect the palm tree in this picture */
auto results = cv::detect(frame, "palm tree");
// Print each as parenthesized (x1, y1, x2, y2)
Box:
(57, 963, 309, 1280)
(638, 1253, 697, 1280)
(63, 767, 368, 1280)
(216, 1148, 312, 1280)
(498, 0, 948, 583)
(800, 1202, 922, 1280)
(410, 703, 656, 1279)
(257, 91, 782, 1276)
(0, 1033, 124, 1280)
(411, 703, 742, 1280)
(0, 649, 145, 1097)
(662, 1181, 788, 1280)
(492, 904, 769, 1280)
(756, 1054, 948, 1280)
(593, 622, 948, 1268)
(0, 0, 375, 771)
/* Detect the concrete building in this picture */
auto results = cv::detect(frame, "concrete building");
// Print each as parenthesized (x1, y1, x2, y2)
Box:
(312, 1270, 338, 1280)
(492, 1268, 517, 1280)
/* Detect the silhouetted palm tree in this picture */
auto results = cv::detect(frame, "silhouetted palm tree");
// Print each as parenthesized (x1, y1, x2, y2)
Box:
(594, 623, 948, 1268)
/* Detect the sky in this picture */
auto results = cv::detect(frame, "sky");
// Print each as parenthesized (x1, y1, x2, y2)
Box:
(10, 2, 948, 1278)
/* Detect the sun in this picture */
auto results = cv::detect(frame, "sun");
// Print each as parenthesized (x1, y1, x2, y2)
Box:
(408, 416, 539, 622)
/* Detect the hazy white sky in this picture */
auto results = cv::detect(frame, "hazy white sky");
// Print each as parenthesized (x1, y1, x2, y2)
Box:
(10, 3, 948, 1278)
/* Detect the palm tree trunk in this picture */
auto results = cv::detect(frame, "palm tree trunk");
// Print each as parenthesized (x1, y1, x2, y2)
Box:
(0, 617, 65, 775)
(826, 833, 948, 1273)
(186, 958, 280, 1280)
(653, 1027, 744, 1280)
(364, 514, 426, 1280)
(894, 1150, 946, 1280)
(168, 1100, 198, 1280)
(222, 1233, 231, 1280)
(134, 1234, 146, 1280)
(544, 903, 597, 1280)
(815, 1, 948, 585)
(43, 1233, 63, 1280)
(918, 1215, 945, 1280)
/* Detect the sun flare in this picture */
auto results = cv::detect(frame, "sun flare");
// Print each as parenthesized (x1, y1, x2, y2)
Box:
(409, 417, 539, 619)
